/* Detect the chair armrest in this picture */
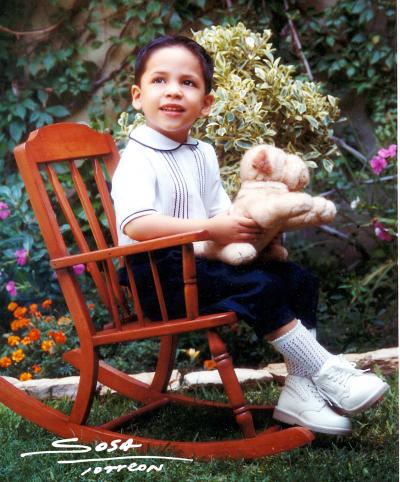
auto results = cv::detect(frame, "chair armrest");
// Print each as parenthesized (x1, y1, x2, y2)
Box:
(50, 230, 210, 269)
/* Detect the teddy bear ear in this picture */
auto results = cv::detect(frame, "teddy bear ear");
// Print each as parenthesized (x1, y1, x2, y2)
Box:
(252, 148, 273, 176)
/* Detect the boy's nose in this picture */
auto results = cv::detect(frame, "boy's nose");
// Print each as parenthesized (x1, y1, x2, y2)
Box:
(165, 82, 183, 97)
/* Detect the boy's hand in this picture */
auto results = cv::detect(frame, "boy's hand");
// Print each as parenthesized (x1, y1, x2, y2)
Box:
(207, 213, 263, 245)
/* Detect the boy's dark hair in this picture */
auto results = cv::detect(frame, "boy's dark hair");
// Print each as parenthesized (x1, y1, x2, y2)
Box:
(134, 35, 214, 93)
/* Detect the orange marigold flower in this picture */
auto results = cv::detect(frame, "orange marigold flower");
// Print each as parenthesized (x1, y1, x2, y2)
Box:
(29, 303, 38, 314)
(41, 340, 54, 352)
(21, 336, 32, 345)
(28, 328, 41, 341)
(203, 359, 217, 370)
(14, 306, 28, 319)
(11, 349, 25, 363)
(10, 318, 31, 331)
(50, 331, 67, 344)
(19, 372, 32, 381)
(7, 302, 18, 312)
(7, 335, 21, 346)
(0, 356, 12, 368)
(32, 364, 42, 373)
(42, 299, 52, 309)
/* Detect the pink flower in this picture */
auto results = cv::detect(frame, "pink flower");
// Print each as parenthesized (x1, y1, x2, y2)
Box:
(15, 249, 28, 266)
(0, 202, 11, 220)
(370, 156, 387, 175)
(6, 281, 17, 297)
(372, 219, 394, 242)
(377, 144, 397, 159)
(72, 264, 85, 275)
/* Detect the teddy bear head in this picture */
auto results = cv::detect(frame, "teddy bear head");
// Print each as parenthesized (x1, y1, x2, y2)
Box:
(240, 144, 310, 191)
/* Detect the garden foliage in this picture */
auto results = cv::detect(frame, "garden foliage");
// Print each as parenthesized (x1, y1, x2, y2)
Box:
(0, 300, 77, 380)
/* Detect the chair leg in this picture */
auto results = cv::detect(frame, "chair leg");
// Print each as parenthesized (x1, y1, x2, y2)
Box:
(150, 335, 179, 392)
(69, 345, 99, 424)
(207, 329, 256, 438)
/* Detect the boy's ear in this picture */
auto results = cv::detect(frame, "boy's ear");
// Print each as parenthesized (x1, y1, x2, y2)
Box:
(200, 93, 214, 117)
(131, 85, 142, 110)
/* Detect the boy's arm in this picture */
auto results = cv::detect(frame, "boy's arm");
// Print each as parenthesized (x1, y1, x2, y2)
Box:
(125, 213, 263, 245)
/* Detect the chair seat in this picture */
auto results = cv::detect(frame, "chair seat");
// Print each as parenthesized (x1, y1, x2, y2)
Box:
(93, 311, 237, 346)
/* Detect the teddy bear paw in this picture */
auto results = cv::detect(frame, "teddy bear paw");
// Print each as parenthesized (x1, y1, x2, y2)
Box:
(219, 243, 258, 265)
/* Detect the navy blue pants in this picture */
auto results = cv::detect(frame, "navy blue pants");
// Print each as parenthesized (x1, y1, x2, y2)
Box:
(121, 248, 319, 337)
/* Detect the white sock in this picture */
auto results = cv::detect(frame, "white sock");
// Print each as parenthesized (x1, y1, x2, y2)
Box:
(270, 320, 331, 377)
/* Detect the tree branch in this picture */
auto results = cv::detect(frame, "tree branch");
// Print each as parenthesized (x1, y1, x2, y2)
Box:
(362, 174, 397, 184)
(330, 135, 368, 162)
(0, 20, 64, 37)
(283, 0, 314, 80)
(318, 225, 370, 259)
(92, 57, 131, 91)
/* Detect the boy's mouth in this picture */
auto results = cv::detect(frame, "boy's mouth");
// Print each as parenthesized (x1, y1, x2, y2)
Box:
(160, 104, 185, 112)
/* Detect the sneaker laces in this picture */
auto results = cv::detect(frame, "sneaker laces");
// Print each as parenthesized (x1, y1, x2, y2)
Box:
(312, 382, 333, 405)
(303, 378, 326, 403)
(329, 358, 369, 384)
(316, 356, 370, 405)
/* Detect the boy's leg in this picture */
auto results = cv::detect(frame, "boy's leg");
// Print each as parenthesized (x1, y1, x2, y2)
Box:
(262, 260, 319, 332)
(192, 259, 351, 434)
(265, 318, 331, 377)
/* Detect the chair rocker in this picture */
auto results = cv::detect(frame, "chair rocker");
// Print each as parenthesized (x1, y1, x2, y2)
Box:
(0, 122, 314, 460)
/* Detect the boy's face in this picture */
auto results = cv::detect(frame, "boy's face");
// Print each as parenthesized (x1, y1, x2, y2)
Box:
(131, 46, 214, 143)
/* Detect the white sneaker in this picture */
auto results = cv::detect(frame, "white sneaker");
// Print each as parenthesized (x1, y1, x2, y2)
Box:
(312, 355, 390, 415)
(273, 375, 352, 435)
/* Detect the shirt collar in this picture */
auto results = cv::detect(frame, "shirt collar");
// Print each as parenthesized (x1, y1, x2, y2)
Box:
(128, 124, 198, 151)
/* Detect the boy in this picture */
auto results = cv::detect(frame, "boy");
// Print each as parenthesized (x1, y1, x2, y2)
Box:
(111, 35, 388, 435)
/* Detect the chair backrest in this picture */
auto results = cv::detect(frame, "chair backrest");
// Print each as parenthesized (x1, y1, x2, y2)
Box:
(14, 123, 132, 330)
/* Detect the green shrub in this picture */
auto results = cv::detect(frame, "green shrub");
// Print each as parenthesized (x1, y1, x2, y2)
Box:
(119, 23, 341, 195)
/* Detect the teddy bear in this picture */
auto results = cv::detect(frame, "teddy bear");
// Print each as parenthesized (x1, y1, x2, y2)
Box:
(194, 144, 336, 265)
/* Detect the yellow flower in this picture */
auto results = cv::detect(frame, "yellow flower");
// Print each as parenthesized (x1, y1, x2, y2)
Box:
(185, 348, 200, 362)
(7, 335, 21, 347)
(19, 372, 32, 381)
(0, 356, 12, 368)
(41, 340, 54, 352)
(7, 302, 18, 312)
(11, 349, 25, 363)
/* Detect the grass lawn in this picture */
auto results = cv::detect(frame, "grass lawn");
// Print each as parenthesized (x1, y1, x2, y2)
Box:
(0, 371, 398, 482)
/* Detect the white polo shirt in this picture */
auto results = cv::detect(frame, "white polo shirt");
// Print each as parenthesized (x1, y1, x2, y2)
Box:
(111, 125, 232, 245)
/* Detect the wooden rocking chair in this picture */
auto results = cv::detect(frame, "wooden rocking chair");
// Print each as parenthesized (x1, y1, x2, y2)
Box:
(0, 122, 314, 460)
